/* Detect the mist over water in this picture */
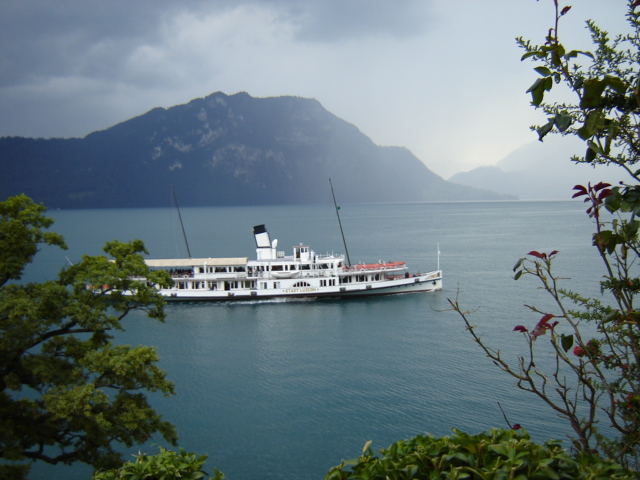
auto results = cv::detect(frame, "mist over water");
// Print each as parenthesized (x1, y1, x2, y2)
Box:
(29, 200, 602, 479)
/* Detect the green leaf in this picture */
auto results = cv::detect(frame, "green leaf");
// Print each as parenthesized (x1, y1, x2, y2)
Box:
(512, 258, 524, 272)
(578, 111, 604, 140)
(521, 50, 542, 61)
(553, 112, 573, 132)
(580, 78, 606, 108)
(526, 77, 553, 106)
(604, 75, 628, 95)
(361, 440, 373, 456)
(593, 230, 618, 254)
(536, 120, 554, 141)
(564, 49, 594, 60)
(561, 334, 574, 353)
(534, 66, 552, 77)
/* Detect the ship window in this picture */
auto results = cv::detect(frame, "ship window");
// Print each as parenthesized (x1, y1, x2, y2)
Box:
(215, 267, 227, 273)
(293, 281, 311, 287)
(272, 265, 283, 271)
(300, 265, 310, 270)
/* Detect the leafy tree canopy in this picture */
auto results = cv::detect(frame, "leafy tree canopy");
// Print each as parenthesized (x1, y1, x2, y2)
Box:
(0, 194, 176, 479)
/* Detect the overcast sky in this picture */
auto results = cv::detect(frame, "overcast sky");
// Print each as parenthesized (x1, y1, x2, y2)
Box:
(0, 1, 629, 178)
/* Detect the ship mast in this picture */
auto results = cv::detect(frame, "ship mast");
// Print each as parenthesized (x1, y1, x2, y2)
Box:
(329, 178, 352, 266)
(171, 185, 192, 258)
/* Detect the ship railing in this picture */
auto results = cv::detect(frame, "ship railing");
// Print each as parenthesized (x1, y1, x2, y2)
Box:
(161, 269, 194, 278)
(423, 270, 442, 280)
(192, 272, 247, 279)
(298, 271, 334, 278)
(248, 270, 336, 279)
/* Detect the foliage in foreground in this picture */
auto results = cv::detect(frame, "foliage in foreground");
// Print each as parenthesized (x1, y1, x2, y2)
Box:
(93, 447, 224, 480)
(325, 428, 632, 480)
(450, 0, 640, 470)
(0, 194, 176, 478)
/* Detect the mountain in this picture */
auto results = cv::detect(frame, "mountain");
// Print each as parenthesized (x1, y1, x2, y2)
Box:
(1, 91, 510, 208)
(449, 136, 623, 200)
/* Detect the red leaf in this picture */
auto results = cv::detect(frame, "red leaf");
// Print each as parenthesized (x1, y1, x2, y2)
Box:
(513, 325, 528, 333)
(512, 423, 522, 430)
(593, 182, 611, 191)
(527, 251, 546, 259)
(530, 314, 557, 337)
(538, 313, 555, 325)
(598, 189, 612, 200)
(573, 345, 586, 357)
(560, 6, 572, 16)
(549, 250, 559, 257)
(531, 326, 547, 337)
(572, 185, 587, 198)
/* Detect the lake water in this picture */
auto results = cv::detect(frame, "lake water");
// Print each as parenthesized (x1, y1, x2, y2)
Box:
(26, 200, 604, 479)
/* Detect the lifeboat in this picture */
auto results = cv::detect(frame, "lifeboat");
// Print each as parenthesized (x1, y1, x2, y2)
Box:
(344, 262, 406, 271)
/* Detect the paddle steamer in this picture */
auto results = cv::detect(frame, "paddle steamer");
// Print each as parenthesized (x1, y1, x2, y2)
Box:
(139, 225, 442, 301)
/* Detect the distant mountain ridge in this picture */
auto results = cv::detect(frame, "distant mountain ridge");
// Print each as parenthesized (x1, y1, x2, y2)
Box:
(1, 91, 511, 208)
(448, 136, 623, 200)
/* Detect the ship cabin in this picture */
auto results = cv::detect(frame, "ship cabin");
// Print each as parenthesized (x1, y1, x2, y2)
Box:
(144, 257, 252, 292)
(140, 224, 413, 296)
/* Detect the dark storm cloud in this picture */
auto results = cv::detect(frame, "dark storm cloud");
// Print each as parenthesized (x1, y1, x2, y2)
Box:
(0, 0, 204, 86)
(0, 0, 434, 142)
(0, 0, 429, 87)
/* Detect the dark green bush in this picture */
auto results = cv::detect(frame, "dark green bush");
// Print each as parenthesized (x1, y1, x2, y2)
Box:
(325, 428, 634, 480)
(92, 448, 223, 480)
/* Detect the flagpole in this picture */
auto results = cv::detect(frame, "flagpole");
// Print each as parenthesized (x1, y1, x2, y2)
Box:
(437, 242, 441, 271)
(329, 178, 352, 266)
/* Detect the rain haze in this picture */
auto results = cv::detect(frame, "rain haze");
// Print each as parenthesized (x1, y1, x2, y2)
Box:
(0, 0, 629, 178)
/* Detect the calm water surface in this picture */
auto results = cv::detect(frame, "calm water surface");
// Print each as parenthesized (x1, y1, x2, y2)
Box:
(28, 201, 602, 479)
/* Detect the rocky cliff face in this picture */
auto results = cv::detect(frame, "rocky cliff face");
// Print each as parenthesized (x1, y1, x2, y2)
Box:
(1, 91, 509, 208)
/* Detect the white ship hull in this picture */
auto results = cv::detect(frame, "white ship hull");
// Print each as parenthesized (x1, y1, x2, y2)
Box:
(137, 225, 443, 302)
(159, 271, 442, 302)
